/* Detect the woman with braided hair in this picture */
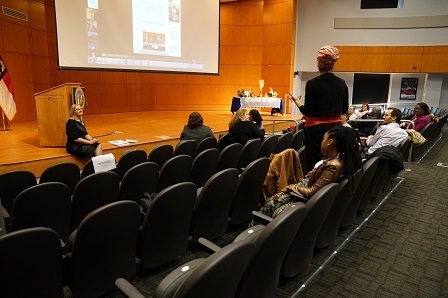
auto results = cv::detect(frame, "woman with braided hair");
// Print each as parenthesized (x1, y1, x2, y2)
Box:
(260, 125, 362, 217)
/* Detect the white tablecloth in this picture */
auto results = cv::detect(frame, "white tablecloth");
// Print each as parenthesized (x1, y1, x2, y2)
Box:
(239, 97, 281, 109)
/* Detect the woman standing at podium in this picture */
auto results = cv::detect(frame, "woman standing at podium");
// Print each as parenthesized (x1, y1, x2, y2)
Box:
(65, 104, 102, 157)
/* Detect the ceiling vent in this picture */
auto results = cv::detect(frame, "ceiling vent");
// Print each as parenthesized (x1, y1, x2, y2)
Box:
(2, 6, 28, 21)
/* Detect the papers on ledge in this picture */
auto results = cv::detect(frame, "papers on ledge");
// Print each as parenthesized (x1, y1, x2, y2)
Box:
(108, 139, 138, 147)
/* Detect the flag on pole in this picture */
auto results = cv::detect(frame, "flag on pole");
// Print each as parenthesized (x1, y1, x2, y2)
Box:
(0, 55, 17, 121)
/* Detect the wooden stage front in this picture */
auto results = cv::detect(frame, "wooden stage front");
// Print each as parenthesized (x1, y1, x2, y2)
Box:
(0, 111, 301, 177)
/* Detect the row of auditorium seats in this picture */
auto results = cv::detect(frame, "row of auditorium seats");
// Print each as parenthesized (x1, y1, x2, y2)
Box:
(411, 112, 448, 158)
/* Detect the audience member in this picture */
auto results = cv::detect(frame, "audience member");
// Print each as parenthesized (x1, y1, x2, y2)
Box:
(228, 109, 264, 145)
(66, 104, 102, 157)
(366, 107, 408, 155)
(180, 112, 214, 143)
(357, 107, 382, 136)
(341, 113, 351, 128)
(289, 45, 348, 173)
(347, 105, 358, 120)
(358, 103, 370, 117)
(260, 126, 362, 217)
(400, 102, 430, 132)
(248, 109, 264, 129)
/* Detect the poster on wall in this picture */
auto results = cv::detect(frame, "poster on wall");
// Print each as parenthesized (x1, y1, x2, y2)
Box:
(400, 78, 418, 100)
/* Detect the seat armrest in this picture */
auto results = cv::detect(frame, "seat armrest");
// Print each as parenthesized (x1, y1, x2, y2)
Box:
(252, 211, 273, 222)
(115, 278, 145, 298)
(198, 237, 221, 253)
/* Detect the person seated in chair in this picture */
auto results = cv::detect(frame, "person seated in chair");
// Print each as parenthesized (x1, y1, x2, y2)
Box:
(357, 107, 382, 136)
(400, 102, 430, 132)
(249, 109, 264, 130)
(260, 126, 362, 217)
(366, 107, 408, 156)
(180, 112, 214, 144)
(228, 109, 264, 145)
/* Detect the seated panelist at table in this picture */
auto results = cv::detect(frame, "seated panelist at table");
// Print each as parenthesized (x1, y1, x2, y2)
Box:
(66, 104, 102, 157)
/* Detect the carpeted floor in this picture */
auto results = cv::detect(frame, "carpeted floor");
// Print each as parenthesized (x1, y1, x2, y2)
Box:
(91, 125, 448, 298)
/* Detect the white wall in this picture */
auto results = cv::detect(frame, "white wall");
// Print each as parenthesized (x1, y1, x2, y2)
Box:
(295, 0, 448, 72)
(440, 75, 448, 109)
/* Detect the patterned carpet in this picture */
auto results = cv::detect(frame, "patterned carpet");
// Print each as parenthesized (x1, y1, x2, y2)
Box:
(94, 125, 448, 298)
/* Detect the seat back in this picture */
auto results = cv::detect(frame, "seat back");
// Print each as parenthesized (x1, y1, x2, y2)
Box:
(297, 146, 307, 177)
(237, 139, 261, 170)
(154, 240, 255, 298)
(340, 157, 379, 227)
(257, 135, 278, 158)
(357, 157, 381, 211)
(66, 201, 140, 298)
(157, 155, 192, 193)
(190, 168, 239, 242)
(229, 158, 270, 225)
(40, 162, 80, 195)
(119, 162, 160, 201)
(116, 149, 148, 181)
(71, 171, 120, 231)
(11, 182, 71, 243)
(234, 204, 306, 298)
(189, 148, 220, 188)
(282, 183, 339, 277)
(196, 137, 217, 154)
(315, 178, 351, 248)
(216, 133, 230, 151)
(138, 182, 197, 268)
(147, 144, 174, 170)
(216, 143, 242, 172)
(274, 132, 293, 154)
(290, 129, 304, 150)
(81, 159, 95, 179)
(0, 170, 37, 215)
(0, 228, 63, 298)
(174, 140, 197, 159)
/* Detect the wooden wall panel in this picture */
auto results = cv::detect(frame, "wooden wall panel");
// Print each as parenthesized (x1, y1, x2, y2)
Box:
(182, 74, 210, 85)
(139, 73, 156, 85)
(235, 65, 262, 86)
(220, 4, 237, 25)
(210, 85, 235, 104)
(155, 73, 183, 85)
(423, 46, 448, 54)
(82, 84, 102, 109)
(183, 85, 210, 105)
(140, 85, 156, 107)
(209, 65, 236, 85)
(236, 26, 262, 46)
(100, 72, 128, 85)
(264, 2, 287, 25)
(220, 25, 237, 46)
(156, 85, 183, 105)
(32, 29, 48, 56)
(3, 22, 33, 54)
(220, 45, 236, 65)
(0, 0, 29, 25)
(263, 45, 286, 65)
(29, 1, 46, 30)
(236, 46, 262, 65)
(126, 84, 141, 106)
(333, 53, 362, 72)
(390, 53, 423, 73)
(236, 5, 263, 26)
(262, 24, 287, 46)
(31, 55, 50, 83)
(0, 23, 5, 51)
(361, 54, 391, 72)
(100, 85, 128, 107)
(421, 54, 448, 73)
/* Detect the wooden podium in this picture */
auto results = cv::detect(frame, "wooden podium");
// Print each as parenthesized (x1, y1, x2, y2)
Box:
(34, 83, 81, 147)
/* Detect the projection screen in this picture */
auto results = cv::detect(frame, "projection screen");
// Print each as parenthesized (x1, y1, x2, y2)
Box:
(54, 0, 220, 74)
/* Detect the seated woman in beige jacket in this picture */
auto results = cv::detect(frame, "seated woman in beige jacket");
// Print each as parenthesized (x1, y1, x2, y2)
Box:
(260, 126, 362, 217)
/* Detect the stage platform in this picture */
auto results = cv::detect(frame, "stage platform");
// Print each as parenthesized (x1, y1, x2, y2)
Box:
(0, 111, 301, 177)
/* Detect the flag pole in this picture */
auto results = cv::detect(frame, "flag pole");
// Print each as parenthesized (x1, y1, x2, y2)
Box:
(0, 110, 12, 132)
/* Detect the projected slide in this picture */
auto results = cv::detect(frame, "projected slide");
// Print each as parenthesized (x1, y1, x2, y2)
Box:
(55, 0, 219, 74)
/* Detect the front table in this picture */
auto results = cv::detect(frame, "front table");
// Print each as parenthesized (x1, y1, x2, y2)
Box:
(230, 97, 283, 114)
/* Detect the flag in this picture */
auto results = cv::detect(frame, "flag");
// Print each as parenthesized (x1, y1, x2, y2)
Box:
(0, 55, 17, 121)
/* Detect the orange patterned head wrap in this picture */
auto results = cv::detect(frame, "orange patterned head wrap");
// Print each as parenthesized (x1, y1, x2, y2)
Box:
(317, 45, 339, 69)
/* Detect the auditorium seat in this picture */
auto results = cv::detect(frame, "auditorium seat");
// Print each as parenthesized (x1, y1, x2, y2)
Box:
(258, 135, 278, 158)
(116, 149, 148, 181)
(216, 133, 230, 151)
(0, 170, 37, 216)
(196, 136, 217, 154)
(137, 182, 197, 269)
(147, 144, 174, 170)
(39, 162, 80, 195)
(189, 148, 219, 188)
(290, 129, 304, 151)
(216, 143, 242, 172)
(274, 131, 294, 154)
(80, 159, 95, 180)
(10, 182, 71, 244)
(65, 201, 140, 298)
(174, 140, 197, 159)
(119, 162, 159, 202)
(156, 155, 192, 193)
(190, 168, 239, 242)
(237, 139, 261, 171)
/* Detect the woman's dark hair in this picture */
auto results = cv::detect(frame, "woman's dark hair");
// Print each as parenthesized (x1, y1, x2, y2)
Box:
(416, 102, 430, 115)
(187, 112, 204, 128)
(362, 103, 370, 110)
(249, 109, 263, 127)
(326, 126, 362, 178)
